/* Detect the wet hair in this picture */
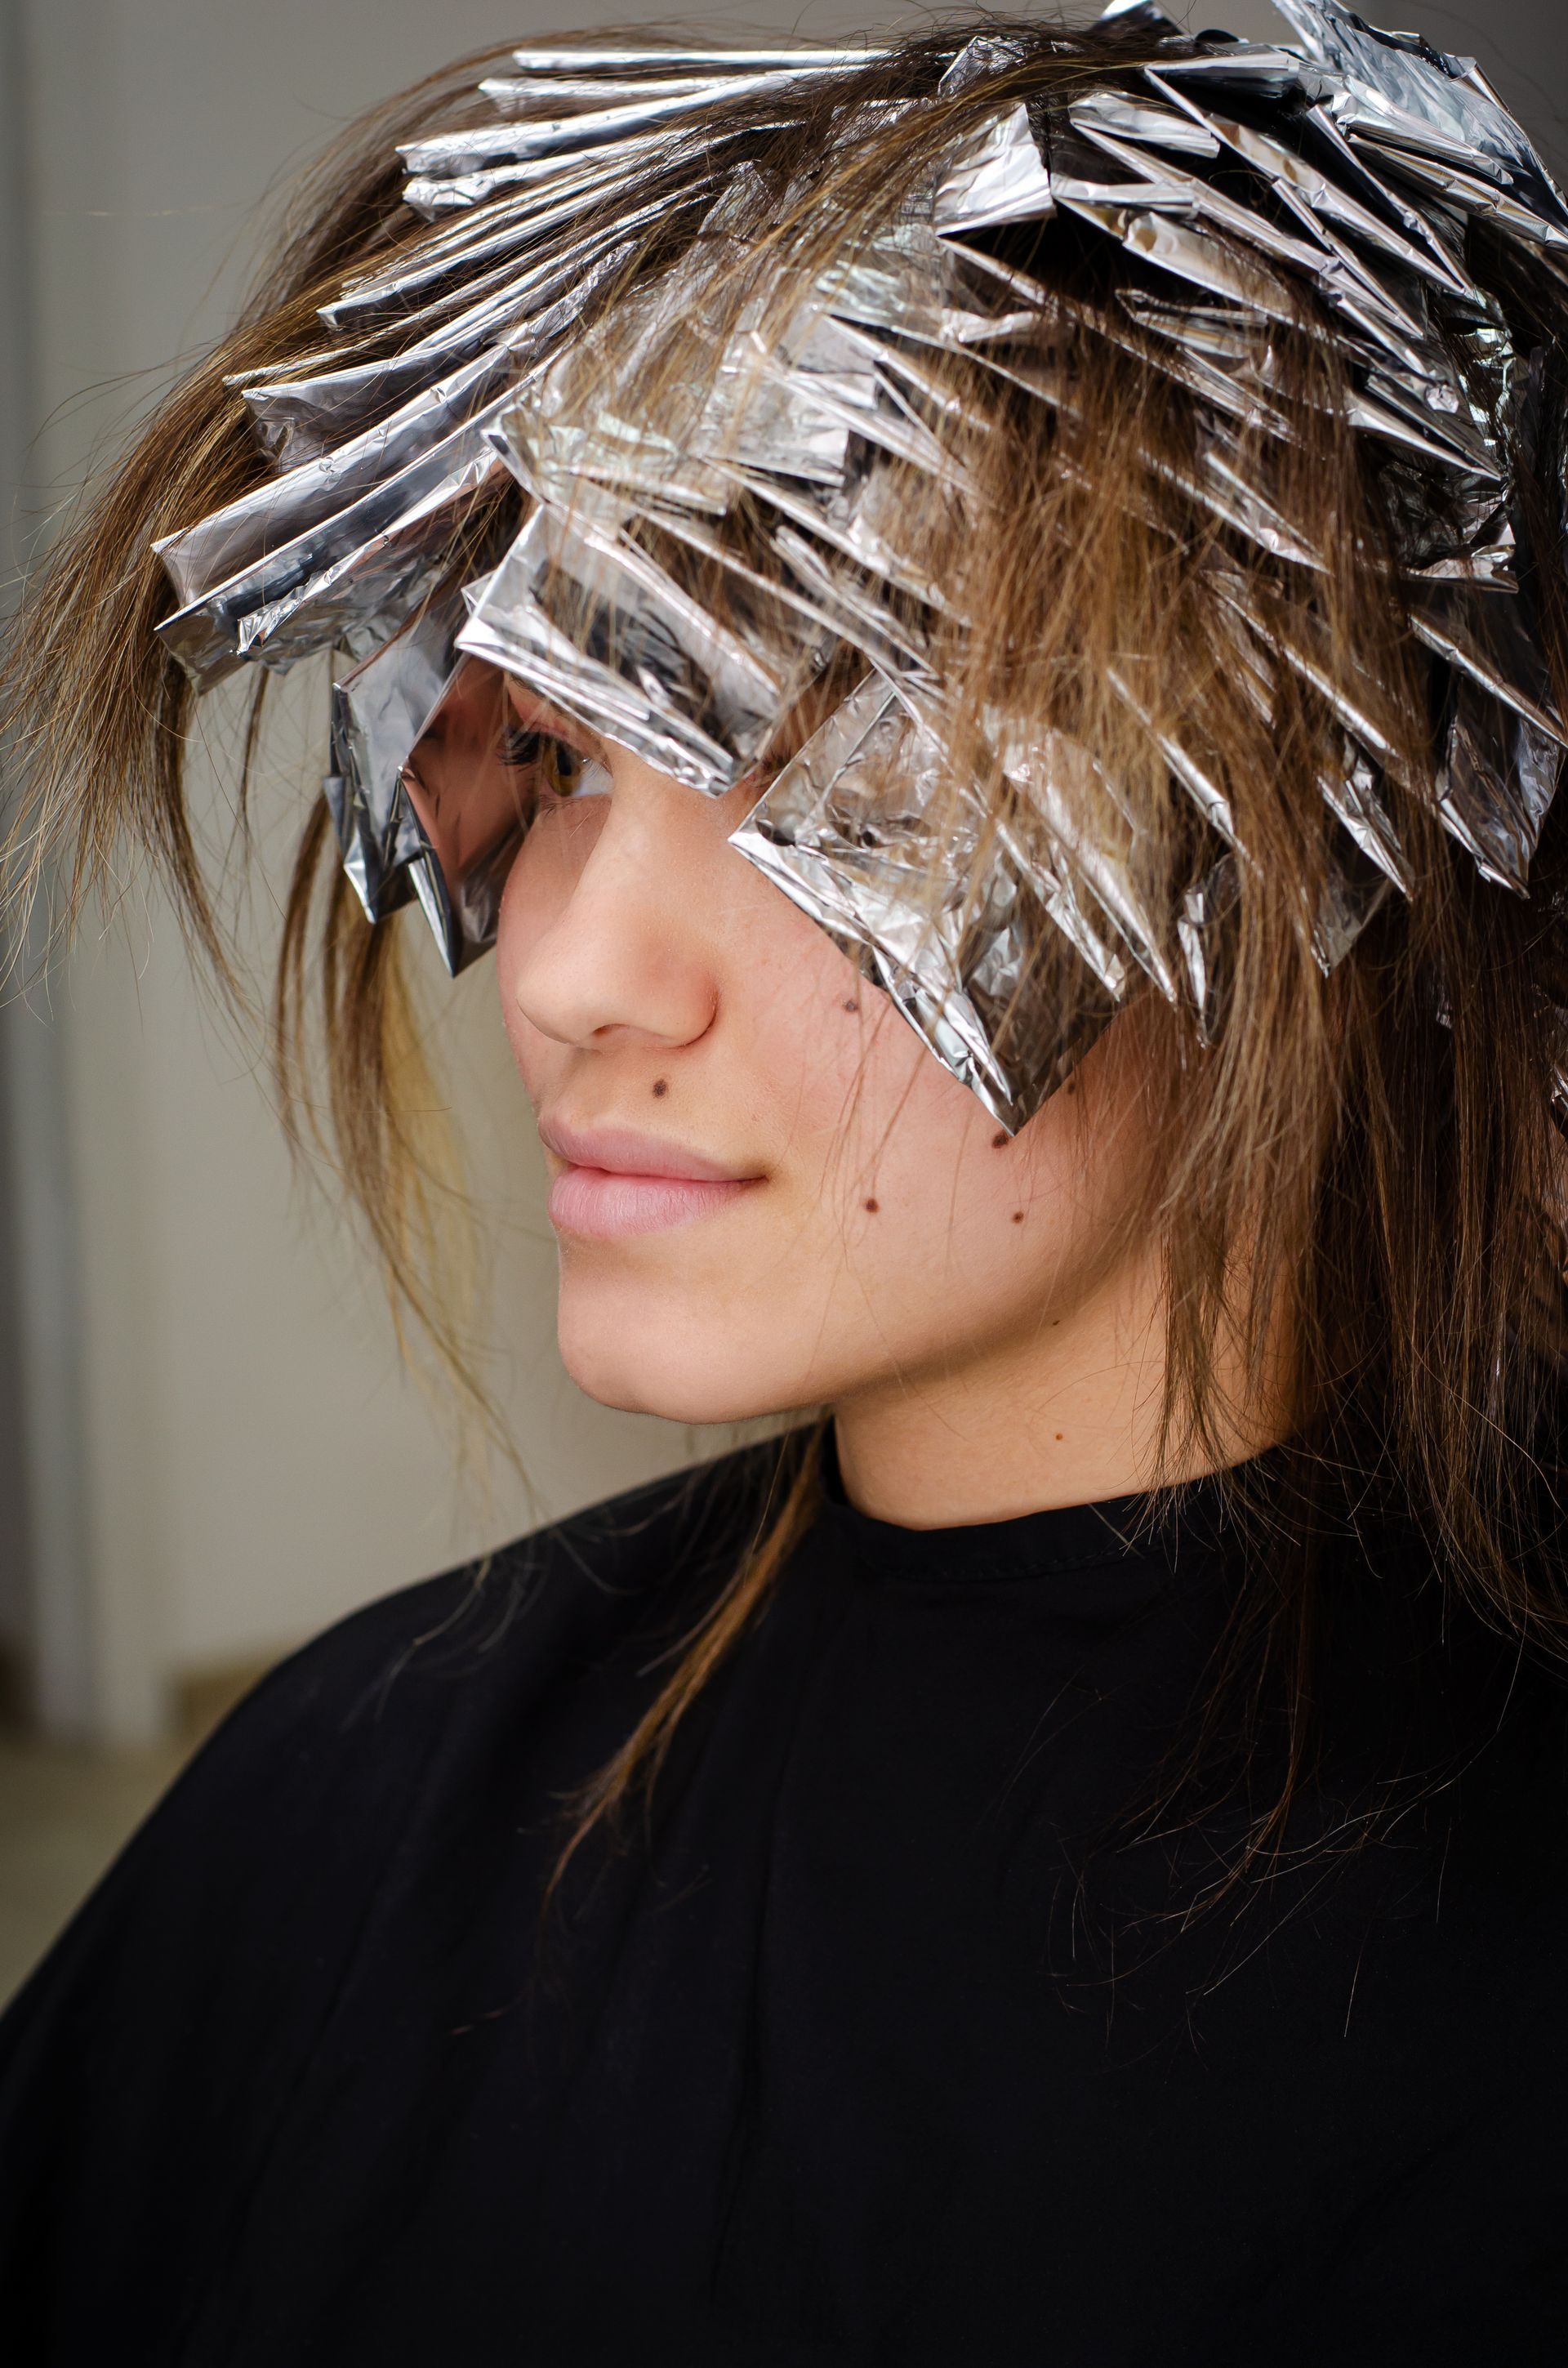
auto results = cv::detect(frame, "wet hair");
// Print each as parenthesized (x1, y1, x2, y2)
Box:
(7, 16, 1568, 1902)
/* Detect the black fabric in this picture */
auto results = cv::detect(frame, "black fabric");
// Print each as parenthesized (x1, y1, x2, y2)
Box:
(2, 1444, 1566, 2365)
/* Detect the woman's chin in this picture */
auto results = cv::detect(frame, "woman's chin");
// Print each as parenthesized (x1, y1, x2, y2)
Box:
(555, 1304, 804, 1429)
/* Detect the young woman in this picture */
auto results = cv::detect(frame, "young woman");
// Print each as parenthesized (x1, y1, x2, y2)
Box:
(3, 4, 1568, 2358)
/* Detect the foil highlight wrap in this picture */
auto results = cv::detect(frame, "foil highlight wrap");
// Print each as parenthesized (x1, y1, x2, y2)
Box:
(152, 3, 1568, 1117)
(733, 677, 1119, 1129)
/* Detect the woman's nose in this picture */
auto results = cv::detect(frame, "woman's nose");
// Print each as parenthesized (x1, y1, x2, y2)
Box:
(502, 759, 722, 1055)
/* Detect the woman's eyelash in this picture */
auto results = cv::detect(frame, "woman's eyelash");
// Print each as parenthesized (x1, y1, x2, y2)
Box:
(500, 725, 572, 769)
(500, 725, 588, 793)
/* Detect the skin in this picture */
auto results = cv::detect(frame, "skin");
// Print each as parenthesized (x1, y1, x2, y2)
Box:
(492, 680, 1279, 1527)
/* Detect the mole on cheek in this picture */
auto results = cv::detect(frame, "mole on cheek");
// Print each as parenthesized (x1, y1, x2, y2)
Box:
(1011, 1211, 1024, 1224)
(991, 1130, 1008, 1149)
(652, 1078, 669, 1098)
(843, 997, 860, 1014)
(863, 1197, 880, 1213)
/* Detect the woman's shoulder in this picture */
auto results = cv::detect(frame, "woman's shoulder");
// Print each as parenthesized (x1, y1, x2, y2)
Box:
(0, 1446, 773, 2271)
(0, 1443, 783, 2333)
(19, 1441, 771, 1968)
(0, 1439, 786, 2330)
(225, 1437, 774, 1760)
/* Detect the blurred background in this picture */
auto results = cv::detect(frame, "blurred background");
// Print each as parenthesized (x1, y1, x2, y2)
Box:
(0, 0, 1565, 1999)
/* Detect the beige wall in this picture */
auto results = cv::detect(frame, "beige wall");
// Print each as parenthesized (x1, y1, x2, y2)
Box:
(7, 0, 1558, 1741)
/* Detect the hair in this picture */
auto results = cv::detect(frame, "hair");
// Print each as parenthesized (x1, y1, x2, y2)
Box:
(7, 14, 1568, 1904)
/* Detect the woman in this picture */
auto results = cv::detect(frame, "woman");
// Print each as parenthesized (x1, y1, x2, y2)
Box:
(2, 2, 1568, 2357)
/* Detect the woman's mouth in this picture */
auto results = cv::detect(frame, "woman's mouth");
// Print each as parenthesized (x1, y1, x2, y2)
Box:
(540, 1121, 762, 1241)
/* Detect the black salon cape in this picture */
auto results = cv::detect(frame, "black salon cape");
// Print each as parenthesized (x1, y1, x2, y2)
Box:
(2, 1449, 1566, 2366)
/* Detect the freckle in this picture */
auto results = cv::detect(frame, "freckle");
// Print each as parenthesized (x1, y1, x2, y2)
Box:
(651, 1078, 668, 1098)
(1065, 1080, 1076, 1095)
(1011, 1210, 1024, 1224)
(991, 1130, 1008, 1148)
(843, 997, 860, 1013)
(863, 1197, 880, 1213)
(1054, 1431, 1064, 1442)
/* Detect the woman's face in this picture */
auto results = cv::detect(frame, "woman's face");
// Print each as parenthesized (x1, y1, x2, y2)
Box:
(495, 685, 1161, 1432)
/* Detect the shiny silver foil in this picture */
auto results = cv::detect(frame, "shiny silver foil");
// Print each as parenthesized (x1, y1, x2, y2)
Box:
(324, 591, 469, 968)
(154, 3, 1568, 1126)
(733, 676, 1119, 1126)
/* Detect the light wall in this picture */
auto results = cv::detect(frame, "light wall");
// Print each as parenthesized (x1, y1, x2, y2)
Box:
(2, 0, 1562, 1741)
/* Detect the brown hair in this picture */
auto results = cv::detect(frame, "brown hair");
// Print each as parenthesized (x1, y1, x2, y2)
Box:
(7, 16, 1568, 1896)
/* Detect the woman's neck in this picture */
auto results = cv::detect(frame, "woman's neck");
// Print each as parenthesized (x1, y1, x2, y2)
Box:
(833, 1240, 1285, 1529)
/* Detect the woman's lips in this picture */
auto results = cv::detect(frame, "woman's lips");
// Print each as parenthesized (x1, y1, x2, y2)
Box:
(547, 1166, 755, 1240)
(539, 1121, 762, 1241)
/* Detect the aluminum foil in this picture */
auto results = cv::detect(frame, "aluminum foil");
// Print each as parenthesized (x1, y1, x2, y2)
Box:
(153, 4, 1568, 1118)
(732, 676, 1116, 1127)
(326, 591, 466, 961)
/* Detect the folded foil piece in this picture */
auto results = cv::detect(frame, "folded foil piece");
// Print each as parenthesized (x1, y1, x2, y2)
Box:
(153, 2, 1568, 1126)
(732, 677, 1117, 1127)
(326, 591, 468, 965)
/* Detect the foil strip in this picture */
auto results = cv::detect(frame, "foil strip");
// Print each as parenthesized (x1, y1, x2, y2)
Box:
(159, 349, 512, 606)
(158, 403, 510, 689)
(399, 59, 882, 187)
(459, 503, 826, 794)
(732, 675, 1118, 1129)
(240, 228, 659, 473)
(326, 591, 466, 939)
(1272, 0, 1568, 252)
(1177, 856, 1238, 1045)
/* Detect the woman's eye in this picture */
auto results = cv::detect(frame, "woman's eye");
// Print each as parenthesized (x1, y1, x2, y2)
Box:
(500, 725, 607, 800)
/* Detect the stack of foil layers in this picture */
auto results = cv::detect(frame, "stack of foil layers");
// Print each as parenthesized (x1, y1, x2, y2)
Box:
(153, 0, 1568, 1127)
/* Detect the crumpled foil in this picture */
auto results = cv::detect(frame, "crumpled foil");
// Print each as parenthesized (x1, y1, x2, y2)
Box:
(153, 2, 1568, 1130)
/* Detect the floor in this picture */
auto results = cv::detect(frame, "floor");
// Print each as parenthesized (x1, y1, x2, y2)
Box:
(0, 1733, 187, 2007)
